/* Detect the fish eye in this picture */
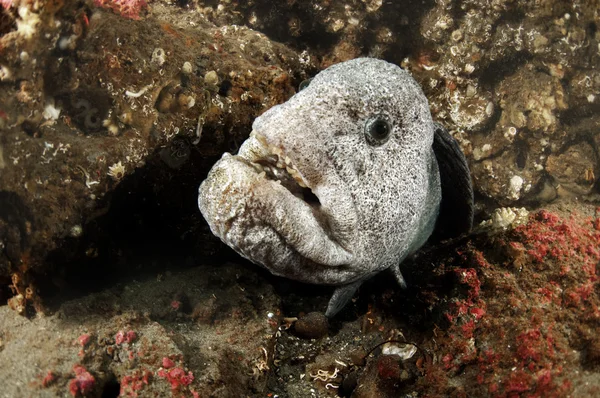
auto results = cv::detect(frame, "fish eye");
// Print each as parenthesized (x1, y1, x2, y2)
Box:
(364, 115, 392, 146)
(298, 78, 313, 91)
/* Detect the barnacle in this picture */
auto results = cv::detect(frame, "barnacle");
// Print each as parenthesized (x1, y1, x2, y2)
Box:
(16, 6, 40, 40)
(480, 207, 529, 231)
(107, 161, 126, 181)
(43, 98, 61, 121)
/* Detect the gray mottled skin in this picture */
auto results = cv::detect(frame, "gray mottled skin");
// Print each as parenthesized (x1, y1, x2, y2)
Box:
(199, 58, 445, 315)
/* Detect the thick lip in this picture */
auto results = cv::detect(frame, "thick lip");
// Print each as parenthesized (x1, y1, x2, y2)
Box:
(229, 131, 354, 266)
(237, 131, 321, 212)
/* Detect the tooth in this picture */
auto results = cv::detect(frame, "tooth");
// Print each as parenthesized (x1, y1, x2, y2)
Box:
(285, 156, 292, 165)
(252, 131, 268, 146)
(286, 166, 295, 175)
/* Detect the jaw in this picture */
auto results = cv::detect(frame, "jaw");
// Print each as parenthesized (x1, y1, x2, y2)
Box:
(198, 132, 357, 283)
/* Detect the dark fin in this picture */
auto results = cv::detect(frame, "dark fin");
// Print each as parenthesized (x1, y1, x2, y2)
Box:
(390, 263, 408, 289)
(325, 280, 363, 318)
(432, 123, 474, 240)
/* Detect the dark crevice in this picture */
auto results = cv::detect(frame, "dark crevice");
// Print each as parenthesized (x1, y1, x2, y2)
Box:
(493, 7, 527, 27)
(0, 7, 16, 37)
(450, 0, 467, 23)
(371, 0, 437, 65)
(302, 188, 320, 206)
(239, 2, 339, 54)
(34, 145, 229, 310)
(515, 140, 529, 170)
(211, 0, 437, 65)
(587, 22, 598, 38)
(0, 191, 34, 302)
(559, 103, 600, 126)
(478, 51, 533, 89)
(0, 191, 33, 254)
(100, 374, 120, 398)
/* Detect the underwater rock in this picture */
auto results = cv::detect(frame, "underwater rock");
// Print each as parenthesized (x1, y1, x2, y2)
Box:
(0, 1, 599, 396)
(0, 1, 315, 309)
(0, 263, 280, 397)
(294, 312, 329, 339)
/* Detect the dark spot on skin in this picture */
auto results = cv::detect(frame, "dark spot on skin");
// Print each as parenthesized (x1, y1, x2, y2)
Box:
(218, 80, 233, 96)
(343, 104, 360, 122)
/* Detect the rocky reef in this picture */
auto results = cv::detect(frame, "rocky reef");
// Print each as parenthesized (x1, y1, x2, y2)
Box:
(0, 0, 599, 397)
(0, 0, 315, 311)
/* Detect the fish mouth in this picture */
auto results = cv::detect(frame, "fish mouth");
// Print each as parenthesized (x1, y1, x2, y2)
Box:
(246, 131, 322, 209)
(198, 131, 354, 270)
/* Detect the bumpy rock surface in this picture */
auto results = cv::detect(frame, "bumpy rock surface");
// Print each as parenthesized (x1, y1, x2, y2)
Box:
(2, 202, 599, 397)
(263, 204, 600, 397)
(1, 0, 600, 397)
(197, 0, 600, 204)
(0, 263, 280, 397)
(0, 0, 315, 310)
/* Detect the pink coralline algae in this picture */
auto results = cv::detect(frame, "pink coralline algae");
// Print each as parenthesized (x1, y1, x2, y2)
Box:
(77, 334, 91, 346)
(120, 370, 152, 397)
(69, 365, 95, 397)
(162, 357, 175, 368)
(171, 300, 182, 310)
(158, 366, 194, 390)
(41, 371, 56, 388)
(115, 330, 137, 345)
(93, 0, 148, 20)
(419, 209, 598, 396)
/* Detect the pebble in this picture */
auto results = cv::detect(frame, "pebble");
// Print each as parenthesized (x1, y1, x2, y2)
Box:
(294, 312, 328, 339)
(204, 70, 219, 86)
